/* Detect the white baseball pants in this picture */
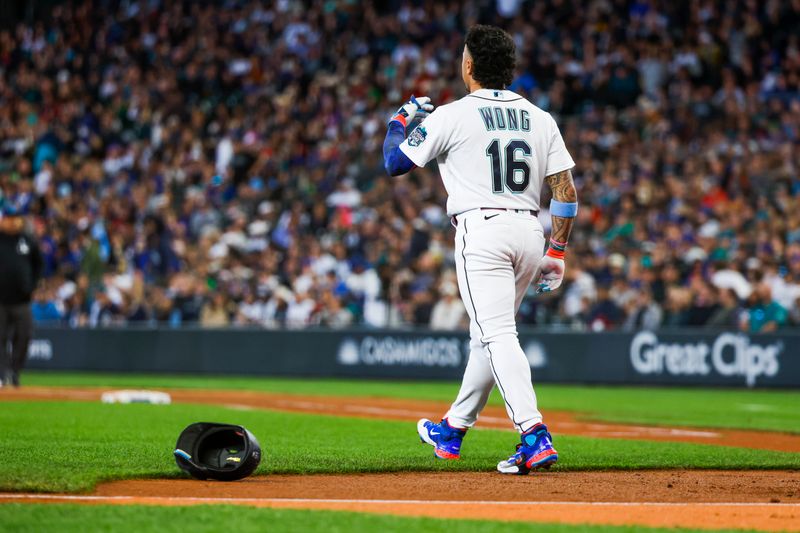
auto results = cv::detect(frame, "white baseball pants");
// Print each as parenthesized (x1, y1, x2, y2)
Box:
(444, 209, 546, 433)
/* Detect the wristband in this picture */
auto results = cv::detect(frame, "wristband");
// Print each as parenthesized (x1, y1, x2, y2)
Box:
(546, 239, 567, 260)
(550, 199, 578, 218)
(389, 95, 420, 128)
(389, 114, 407, 128)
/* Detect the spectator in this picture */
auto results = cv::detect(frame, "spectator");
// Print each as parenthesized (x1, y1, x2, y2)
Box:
(686, 281, 719, 326)
(286, 291, 316, 328)
(170, 275, 204, 325)
(741, 283, 788, 333)
(88, 288, 122, 327)
(587, 284, 625, 331)
(317, 290, 354, 329)
(561, 265, 597, 320)
(623, 289, 663, 331)
(706, 288, 743, 329)
(236, 292, 264, 326)
(662, 287, 692, 328)
(200, 292, 231, 328)
(31, 287, 62, 324)
(430, 281, 466, 330)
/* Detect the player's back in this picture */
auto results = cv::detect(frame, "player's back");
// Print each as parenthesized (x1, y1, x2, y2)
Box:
(399, 89, 574, 216)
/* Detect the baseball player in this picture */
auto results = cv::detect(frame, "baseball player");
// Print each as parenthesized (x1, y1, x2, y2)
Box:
(383, 25, 577, 474)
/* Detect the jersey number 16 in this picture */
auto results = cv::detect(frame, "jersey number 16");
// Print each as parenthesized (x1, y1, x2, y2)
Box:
(486, 139, 531, 194)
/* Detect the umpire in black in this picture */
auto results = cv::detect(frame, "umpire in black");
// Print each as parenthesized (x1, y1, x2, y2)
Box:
(0, 206, 42, 387)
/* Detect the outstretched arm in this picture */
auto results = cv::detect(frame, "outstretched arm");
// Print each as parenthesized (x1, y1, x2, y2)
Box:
(536, 169, 578, 293)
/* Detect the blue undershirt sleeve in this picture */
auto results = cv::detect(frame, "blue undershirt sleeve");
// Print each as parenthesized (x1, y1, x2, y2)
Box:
(383, 120, 416, 176)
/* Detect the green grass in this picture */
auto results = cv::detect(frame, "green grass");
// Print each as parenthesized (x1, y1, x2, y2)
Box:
(1, 400, 798, 493)
(0, 504, 758, 533)
(25, 371, 800, 433)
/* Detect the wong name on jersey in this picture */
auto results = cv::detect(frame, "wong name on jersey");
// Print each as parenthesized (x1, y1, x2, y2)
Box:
(478, 107, 531, 132)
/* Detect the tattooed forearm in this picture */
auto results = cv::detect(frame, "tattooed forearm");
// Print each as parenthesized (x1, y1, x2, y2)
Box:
(546, 169, 577, 202)
(549, 215, 573, 245)
(544, 169, 577, 244)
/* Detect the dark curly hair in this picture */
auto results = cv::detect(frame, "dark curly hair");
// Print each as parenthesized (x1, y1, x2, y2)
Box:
(465, 25, 516, 89)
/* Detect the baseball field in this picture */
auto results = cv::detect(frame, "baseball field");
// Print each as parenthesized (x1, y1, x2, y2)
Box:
(0, 372, 798, 532)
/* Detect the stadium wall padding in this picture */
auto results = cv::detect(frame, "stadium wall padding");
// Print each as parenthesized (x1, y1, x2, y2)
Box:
(26, 327, 799, 388)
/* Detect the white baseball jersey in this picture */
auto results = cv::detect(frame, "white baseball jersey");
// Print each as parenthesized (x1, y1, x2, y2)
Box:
(399, 89, 575, 216)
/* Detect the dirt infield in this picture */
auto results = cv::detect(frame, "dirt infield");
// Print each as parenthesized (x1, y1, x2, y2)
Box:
(2, 386, 800, 530)
(2, 471, 800, 530)
(91, 470, 800, 503)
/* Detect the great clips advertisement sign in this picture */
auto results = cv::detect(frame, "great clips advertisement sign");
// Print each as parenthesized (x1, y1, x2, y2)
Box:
(628, 331, 786, 388)
(28, 327, 800, 387)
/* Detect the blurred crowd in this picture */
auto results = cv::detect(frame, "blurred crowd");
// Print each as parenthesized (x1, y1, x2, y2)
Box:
(1, 0, 799, 331)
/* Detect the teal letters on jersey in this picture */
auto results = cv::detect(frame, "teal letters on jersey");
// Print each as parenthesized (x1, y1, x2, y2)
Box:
(479, 107, 531, 132)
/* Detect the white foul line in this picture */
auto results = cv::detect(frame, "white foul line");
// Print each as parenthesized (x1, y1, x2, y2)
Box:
(0, 494, 798, 507)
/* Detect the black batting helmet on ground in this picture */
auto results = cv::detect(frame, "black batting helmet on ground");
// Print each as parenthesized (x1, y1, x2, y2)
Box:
(174, 422, 261, 481)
